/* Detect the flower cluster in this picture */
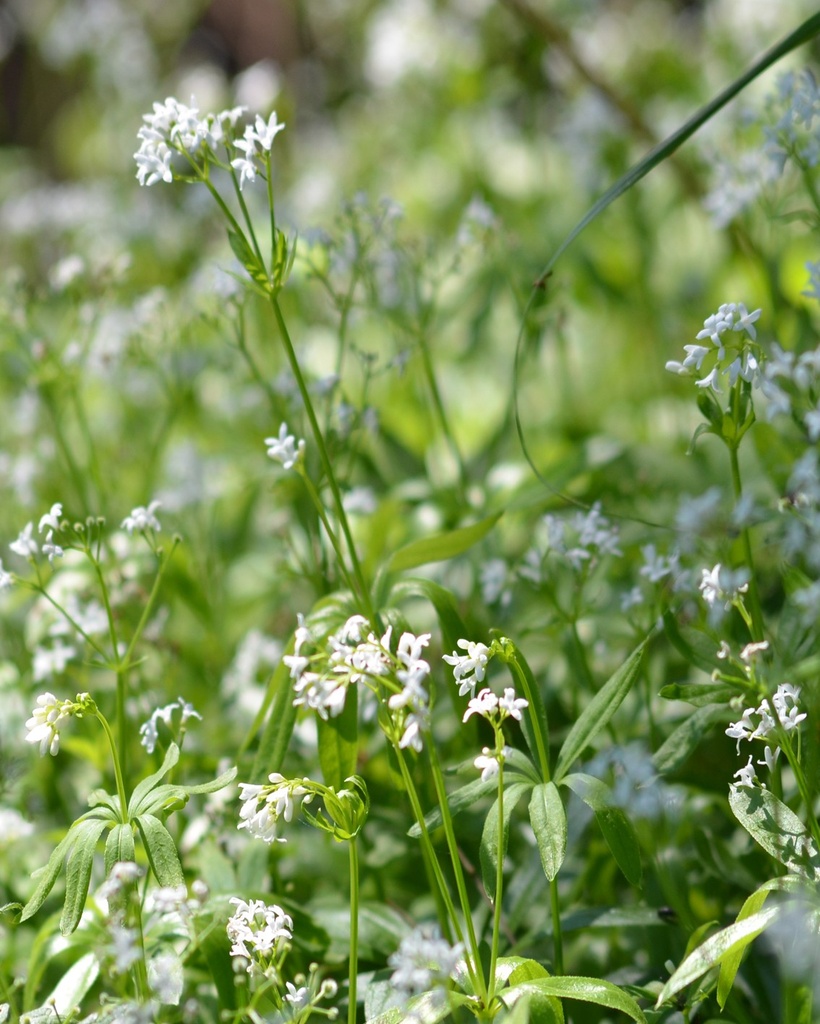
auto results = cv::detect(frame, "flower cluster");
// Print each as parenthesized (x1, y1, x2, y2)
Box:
(285, 615, 431, 749)
(763, 68, 820, 173)
(443, 639, 491, 698)
(726, 682, 807, 773)
(139, 696, 202, 754)
(134, 97, 284, 191)
(25, 691, 93, 756)
(463, 687, 528, 725)
(666, 303, 762, 394)
(121, 500, 162, 534)
(265, 423, 306, 470)
(226, 897, 293, 976)
(237, 773, 313, 844)
(698, 562, 750, 612)
(520, 502, 622, 579)
(760, 337, 820, 438)
(387, 924, 464, 997)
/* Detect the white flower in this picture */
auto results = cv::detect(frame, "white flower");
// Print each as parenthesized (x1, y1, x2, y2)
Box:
(231, 156, 258, 190)
(38, 502, 63, 534)
(695, 367, 722, 393)
(443, 638, 491, 698)
(250, 111, 285, 151)
(110, 924, 141, 973)
(237, 774, 311, 844)
(498, 687, 528, 721)
(725, 709, 757, 752)
(463, 688, 499, 722)
(732, 755, 758, 789)
(474, 746, 512, 783)
(10, 522, 38, 558)
(139, 696, 202, 753)
(42, 531, 64, 564)
(0, 559, 12, 590)
(265, 423, 305, 469)
(698, 563, 749, 609)
(284, 982, 310, 1009)
(227, 897, 293, 972)
(135, 142, 173, 186)
(25, 692, 69, 757)
(121, 500, 162, 534)
(388, 924, 464, 996)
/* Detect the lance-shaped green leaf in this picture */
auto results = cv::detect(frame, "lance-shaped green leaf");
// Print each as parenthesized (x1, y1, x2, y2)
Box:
(554, 637, 648, 783)
(20, 827, 83, 922)
(104, 823, 136, 878)
(251, 654, 299, 780)
(729, 786, 820, 879)
(60, 817, 111, 935)
(133, 764, 238, 818)
(127, 743, 180, 819)
(652, 704, 730, 775)
(317, 686, 359, 791)
(135, 813, 185, 887)
(408, 776, 499, 838)
(481, 781, 532, 900)
(498, 638, 551, 783)
(389, 577, 469, 659)
(656, 906, 782, 1007)
(499, 958, 564, 1024)
(658, 681, 737, 707)
(717, 875, 806, 1008)
(46, 951, 99, 1018)
(505, 977, 646, 1023)
(529, 782, 566, 881)
(561, 774, 642, 886)
(386, 512, 503, 573)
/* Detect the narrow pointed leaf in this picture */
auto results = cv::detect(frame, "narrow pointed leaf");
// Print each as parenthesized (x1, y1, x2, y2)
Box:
(46, 952, 100, 1017)
(389, 578, 469, 660)
(104, 823, 136, 878)
(481, 782, 532, 899)
(507, 977, 646, 1023)
(652, 704, 729, 775)
(561, 774, 642, 885)
(729, 786, 820, 878)
(317, 685, 358, 791)
(529, 782, 567, 881)
(135, 765, 238, 818)
(502, 640, 551, 783)
(20, 827, 81, 922)
(127, 743, 180, 819)
(251, 653, 299, 780)
(656, 906, 781, 1007)
(60, 817, 110, 935)
(717, 876, 806, 1007)
(554, 638, 648, 782)
(387, 512, 503, 573)
(135, 813, 185, 887)
(408, 776, 497, 838)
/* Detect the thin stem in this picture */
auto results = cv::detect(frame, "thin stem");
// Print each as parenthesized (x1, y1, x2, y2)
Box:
(270, 297, 375, 623)
(298, 470, 360, 598)
(727, 443, 765, 640)
(549, 877, 564, 975)
(426, 743, 487, 1002)
(95, 710, 129, 821)
(414, 323, 468, 497)
(487, 758, 505, 1003)
(348, 838, 360, 1024)
(394, 748, 478, 992)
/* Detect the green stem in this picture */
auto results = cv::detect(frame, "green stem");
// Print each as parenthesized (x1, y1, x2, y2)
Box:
(426, 744, 487, 1002)
(415, 323, 468, 497)
(298, 470, 360, 598)
(487, 757, 505, 1003)
(394, 748, 478, 993)
(270, 297, 375, 623)
(549, 877, 564, 975)
(727, 443, 765, 641)
(95, 710, 129, 822)
(348, 838, 360, 1024)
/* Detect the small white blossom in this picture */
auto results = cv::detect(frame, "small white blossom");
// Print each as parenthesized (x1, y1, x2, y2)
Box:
(10, 522, 38, 558)
(25, 692, 69, 756)
(443, 638, 491, 698)
(42, 531, 64, 564)
(38, 502, 63, 534)
(265, 423, 306, 470)
(463, 687, 499, 722)
(249, 111, 285, 151)
(227, 897, 293, 972)
(498, 687, 528, 721)
(732, 755, 758, 789)
(139, 696, 202, 753)
(473, 745, 512, 783)
(121, 500, 162, 534)
(230, 156, 258, 190)
(237, 773, 311, 844)
(0, 559, 12, 590)
(388, 925, 464, 996)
